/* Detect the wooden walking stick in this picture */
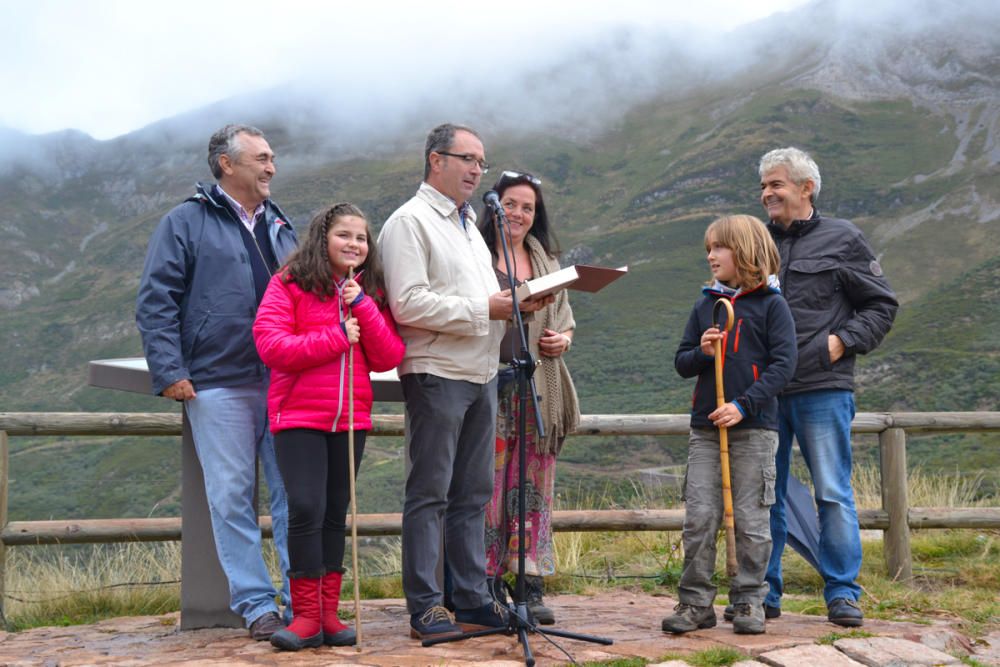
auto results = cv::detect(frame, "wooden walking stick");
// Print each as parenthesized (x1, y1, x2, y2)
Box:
(346, 267, 363, 649)
(712, 297, 738, 578)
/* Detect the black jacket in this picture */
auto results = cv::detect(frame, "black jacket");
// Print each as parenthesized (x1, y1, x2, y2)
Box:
(768, 210, 898, 395)
(675, 283, 798, 431)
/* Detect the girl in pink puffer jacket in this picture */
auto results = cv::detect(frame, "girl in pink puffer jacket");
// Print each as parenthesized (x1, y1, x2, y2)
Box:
(254, 203, 404, 651)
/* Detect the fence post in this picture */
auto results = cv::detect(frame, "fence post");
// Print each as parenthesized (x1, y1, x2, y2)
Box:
(879, 427, 912, 582)
(0, 430, 8, 627)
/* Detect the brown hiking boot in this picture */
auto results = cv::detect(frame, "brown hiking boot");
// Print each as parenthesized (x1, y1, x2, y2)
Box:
(661, 603, 716, 634)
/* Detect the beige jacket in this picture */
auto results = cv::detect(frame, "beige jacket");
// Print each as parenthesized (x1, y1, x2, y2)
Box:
(379, 183, 504, 383)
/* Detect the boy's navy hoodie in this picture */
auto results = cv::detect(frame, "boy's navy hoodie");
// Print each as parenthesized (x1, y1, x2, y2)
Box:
(675, 280, 797, 431)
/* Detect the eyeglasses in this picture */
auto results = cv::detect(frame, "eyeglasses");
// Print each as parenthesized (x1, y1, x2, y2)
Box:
(436, 151, 490, 173)
(499, 170, 541, 186)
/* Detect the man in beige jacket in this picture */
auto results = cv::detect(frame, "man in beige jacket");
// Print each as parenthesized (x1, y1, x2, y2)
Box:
(380, 123, 535, 640)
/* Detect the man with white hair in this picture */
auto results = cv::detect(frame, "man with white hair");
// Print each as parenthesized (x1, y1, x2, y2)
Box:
(756, 146, 898, 627)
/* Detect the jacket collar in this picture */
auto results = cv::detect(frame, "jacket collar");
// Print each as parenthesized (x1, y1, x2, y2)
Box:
(768, 207, 821, 238)
(417, 182, 476, 226)
(703, 274, 781, 299)
(189, 182, 294, 231)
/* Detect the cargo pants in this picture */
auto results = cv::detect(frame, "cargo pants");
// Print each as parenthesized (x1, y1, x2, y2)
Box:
(677, 427, 777, 607)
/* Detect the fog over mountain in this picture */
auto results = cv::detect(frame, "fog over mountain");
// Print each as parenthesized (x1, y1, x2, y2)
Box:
(3, 0, 997, 166)
(0, 0, 997, 392)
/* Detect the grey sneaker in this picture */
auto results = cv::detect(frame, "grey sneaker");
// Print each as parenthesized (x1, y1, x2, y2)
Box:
(661, 603, 717, 634)
(724, 603, 781, 621)
(731, 602, 765, 635)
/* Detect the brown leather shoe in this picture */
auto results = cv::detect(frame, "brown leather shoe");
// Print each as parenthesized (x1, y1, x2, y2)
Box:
(248, 611, 285, 641)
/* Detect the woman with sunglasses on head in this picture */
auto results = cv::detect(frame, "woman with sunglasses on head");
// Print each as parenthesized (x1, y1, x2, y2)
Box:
(477, 171, 580, 625)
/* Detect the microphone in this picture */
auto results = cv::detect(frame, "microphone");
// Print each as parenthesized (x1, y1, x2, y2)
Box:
(482, 190, 503, 211)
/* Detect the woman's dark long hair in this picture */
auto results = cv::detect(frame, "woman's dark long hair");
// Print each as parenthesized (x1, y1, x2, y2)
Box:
(281, 202, 387, 307)
(477, 171, 561, 259)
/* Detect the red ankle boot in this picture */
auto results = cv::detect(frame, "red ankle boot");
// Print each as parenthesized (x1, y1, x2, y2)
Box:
(321, 570, 357, 646)
(270, 577, 323, 651)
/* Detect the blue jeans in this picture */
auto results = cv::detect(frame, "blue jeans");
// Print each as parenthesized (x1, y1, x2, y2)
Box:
(765, 389, 862, 607)
(185, 382, 291, 625)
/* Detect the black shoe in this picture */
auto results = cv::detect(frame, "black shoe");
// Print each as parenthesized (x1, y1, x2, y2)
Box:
(827, 598, 864, 627)
(524, 575, 555, 625)
(248, 611, 284, 641)
(723, 603, 781, 621)
(409, 605, 461, 640)
(455, 601, 509, 632)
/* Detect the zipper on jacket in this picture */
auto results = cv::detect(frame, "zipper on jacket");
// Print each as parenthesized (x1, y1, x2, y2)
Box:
(733, 319, 743, 353)
(332, 289, 347, 431)
(752, 364, 759, 381)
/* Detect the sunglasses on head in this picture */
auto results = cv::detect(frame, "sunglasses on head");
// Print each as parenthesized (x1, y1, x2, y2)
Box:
(499, 170, 542, 187)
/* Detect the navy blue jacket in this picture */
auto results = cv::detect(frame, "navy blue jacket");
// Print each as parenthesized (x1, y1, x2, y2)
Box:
(768, 211, 898, 395)
(675, 283, 797, 431)
(136, 183, 298, 396)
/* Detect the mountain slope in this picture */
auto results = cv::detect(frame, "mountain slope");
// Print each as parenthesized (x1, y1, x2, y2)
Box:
(0, 0, 998, 519)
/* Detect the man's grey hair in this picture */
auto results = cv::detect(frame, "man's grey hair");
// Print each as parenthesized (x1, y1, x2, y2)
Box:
(758, 147, 822, 201)
(208, 124, 266, 180)
(424, 123, 482, 180)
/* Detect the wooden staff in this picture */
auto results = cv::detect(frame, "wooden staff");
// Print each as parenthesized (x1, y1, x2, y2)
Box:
(346, 267, 362, 649)
(712, 297, 738, 578)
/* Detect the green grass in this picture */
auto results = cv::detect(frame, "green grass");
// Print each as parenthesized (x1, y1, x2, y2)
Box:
(586, 647, 750, 666)
(3, 463, 997, 654)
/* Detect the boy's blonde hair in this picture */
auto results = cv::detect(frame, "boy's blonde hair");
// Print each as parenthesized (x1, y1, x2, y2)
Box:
(704, 214, 781, 291)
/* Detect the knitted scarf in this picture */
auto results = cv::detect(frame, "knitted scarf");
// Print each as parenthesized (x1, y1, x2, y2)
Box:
(525, 234, 581, 456)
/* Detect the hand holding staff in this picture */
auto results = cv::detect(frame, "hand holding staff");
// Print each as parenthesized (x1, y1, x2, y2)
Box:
(711, 297, 738, 578)
(346, 267, 363, 649)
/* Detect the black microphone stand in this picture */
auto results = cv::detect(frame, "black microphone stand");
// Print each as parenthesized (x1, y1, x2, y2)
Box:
(424, 195, 612, 666)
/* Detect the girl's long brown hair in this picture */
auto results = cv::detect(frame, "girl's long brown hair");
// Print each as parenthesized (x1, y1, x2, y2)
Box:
(704, 214, 780, 291)
(281, 203, 387, 307)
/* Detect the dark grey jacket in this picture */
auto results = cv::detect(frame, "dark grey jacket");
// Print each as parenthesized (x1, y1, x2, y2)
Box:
(768, 211, 898, 395)
(136, 183, 298, 396)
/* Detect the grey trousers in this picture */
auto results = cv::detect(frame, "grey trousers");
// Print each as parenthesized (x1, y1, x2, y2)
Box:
(401, 373, 497, 614)
(678, 427, 777, 607)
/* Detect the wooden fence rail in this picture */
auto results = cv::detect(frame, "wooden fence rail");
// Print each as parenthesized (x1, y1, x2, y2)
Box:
(1, 411, 998, 611)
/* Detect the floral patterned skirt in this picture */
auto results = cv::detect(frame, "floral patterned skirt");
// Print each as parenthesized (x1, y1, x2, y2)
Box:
(485, 374, 557, 577)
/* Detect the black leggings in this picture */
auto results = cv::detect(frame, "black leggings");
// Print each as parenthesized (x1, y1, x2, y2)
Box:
(274, 428, 366, 575)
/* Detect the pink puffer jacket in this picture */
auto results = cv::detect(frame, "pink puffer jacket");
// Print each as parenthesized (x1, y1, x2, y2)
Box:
(253, 273, 405, 433)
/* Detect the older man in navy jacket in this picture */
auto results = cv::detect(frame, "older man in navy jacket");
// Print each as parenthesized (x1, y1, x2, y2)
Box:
(136, 124, 297, 640)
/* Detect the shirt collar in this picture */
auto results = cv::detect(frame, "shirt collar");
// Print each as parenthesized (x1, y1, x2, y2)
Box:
(215, 184, 266, 225)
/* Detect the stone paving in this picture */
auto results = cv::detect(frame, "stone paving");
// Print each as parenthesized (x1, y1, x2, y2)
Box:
(0, 591, 996, 666)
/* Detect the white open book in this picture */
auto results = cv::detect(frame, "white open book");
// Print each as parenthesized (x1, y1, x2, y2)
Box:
(515, 264, 628, 302)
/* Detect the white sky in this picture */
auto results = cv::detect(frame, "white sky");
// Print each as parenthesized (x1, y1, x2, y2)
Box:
(1, 0, 811, 140)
